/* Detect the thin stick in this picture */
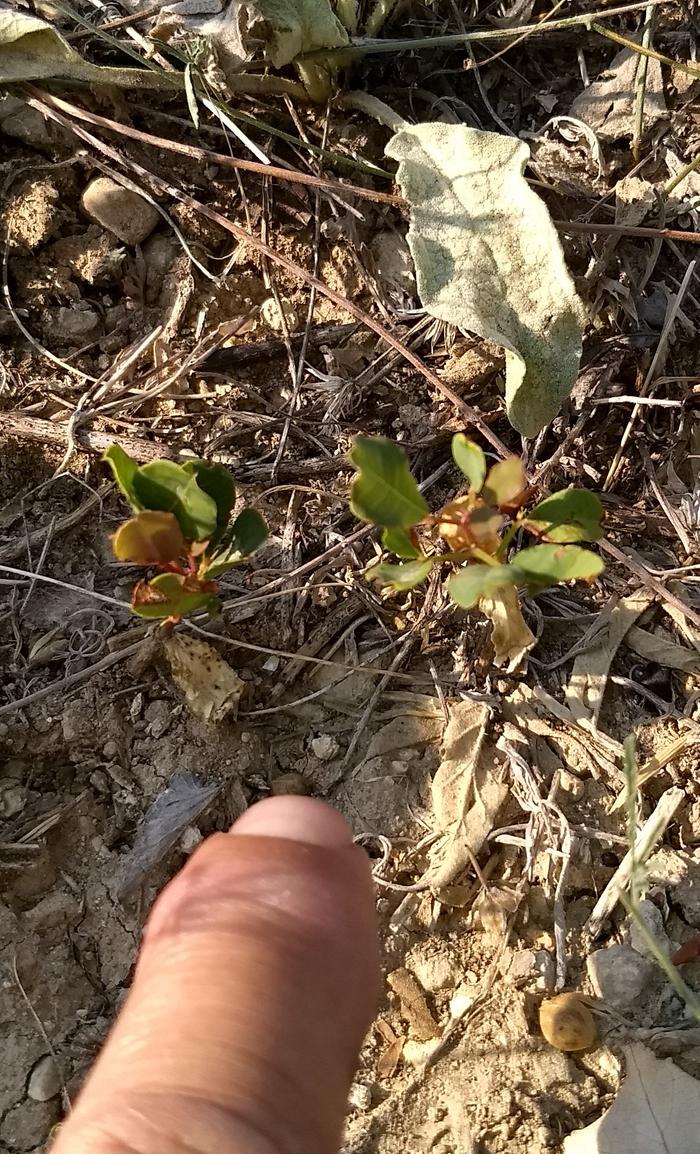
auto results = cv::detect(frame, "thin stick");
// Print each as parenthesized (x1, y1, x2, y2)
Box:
(584, 786, 685, 940)
(631, 4, 655, 164)
(0, 642, 142, 719)
(334, 0, 669, 54)
(604, 259, 696, 489)
(25, 89, 402, 207)
(0, 564, 128, 610)
(553, 219, 700, 244)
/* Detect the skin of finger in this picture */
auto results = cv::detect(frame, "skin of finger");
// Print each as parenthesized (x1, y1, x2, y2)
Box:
(53, 833, 379, 1154)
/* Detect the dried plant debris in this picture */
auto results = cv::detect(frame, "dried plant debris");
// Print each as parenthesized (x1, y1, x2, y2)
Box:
(0, 8, 172, 87)
(152, 0, 348, 76)
(563, 1045, 700, 1153)
(565, 591, 653, 726)
(163, 633, 245, 723)
(426, 699, 507, 890)
(385, 123, 585, 437)
(570, 46, 667, 140)
(119, 774, 220, 898)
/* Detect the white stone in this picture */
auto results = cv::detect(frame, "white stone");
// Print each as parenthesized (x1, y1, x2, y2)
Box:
(311, 734, 339, 761)
(27, 1056, 61, 1102)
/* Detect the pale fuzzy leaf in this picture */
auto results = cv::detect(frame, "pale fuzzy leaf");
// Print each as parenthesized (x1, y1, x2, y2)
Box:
(481, 584, 536, 672)
(153, 0, 348, 75)
(0, 9, 173, 87)
(563, 1044, 700, 1153)
(385, 123, 585, 437)
(565, 591, 654, 724)
(428, 700, 507, 890)
(164, 633, 244, 724)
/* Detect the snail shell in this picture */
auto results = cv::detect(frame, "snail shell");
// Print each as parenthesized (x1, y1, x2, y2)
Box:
(539, 993, 597, 1051)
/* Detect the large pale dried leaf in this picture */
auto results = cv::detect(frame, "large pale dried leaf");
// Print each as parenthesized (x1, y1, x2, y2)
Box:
(563, 1044, 700, 1153)
(164, 633, 244, 723)
(482, 585, 536, 672)
(427, 700, 507, 890)
(565, 591, 653, 724)
(0, 9, 172, 87)
(385, 123, 585, 437)
(119, 774, 219, 898)
(153, 0, 348, 75)
(570, 47, 667, 141)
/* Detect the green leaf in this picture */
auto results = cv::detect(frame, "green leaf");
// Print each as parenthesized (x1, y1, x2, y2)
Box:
(112, 511, 185, 564)
(385, 122, 585, 437)
(184, 62, 200, 129)
(131, 573, 219, 620)
(452, 434, 486, 493)
(349, 437, 429, 529)
(482, 457, 527, 508)
(368, 558, 435, 591)
(132, 460, 218, 542)
(382, 527, 421, 559)
(181, 460, 236, 544)
(103, 444, 144, 512)
(524, 488, 603, 543)
(448, 563, 516, 608)
(511, 544, 604, 592)
(205, 508, 268, 577)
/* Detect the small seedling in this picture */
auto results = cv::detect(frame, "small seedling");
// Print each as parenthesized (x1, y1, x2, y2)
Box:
(104, 446, 267, 621)
(349, 434, 604, 615)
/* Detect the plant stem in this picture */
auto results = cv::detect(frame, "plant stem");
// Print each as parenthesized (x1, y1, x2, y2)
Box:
(591, 21, 700, 81)
(310, 0, 669, 57)
(632, 5, 655, 164)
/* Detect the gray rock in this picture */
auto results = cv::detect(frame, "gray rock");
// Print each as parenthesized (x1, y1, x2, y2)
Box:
(628, 899, 672, 960)
(53, 305, 100, 343)
(145, 699, 172, 740)
(27, 1055, 61, 1102)
(81, 177, 160, 245)
(311, 734, 339, 761)
(587, 944, 655, 1009)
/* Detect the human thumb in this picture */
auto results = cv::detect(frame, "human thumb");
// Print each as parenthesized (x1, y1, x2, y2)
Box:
(53, 796, 379, 1154)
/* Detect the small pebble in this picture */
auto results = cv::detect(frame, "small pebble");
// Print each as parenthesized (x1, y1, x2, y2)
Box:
(270, 772, 310, 797)
(311, 735, 339, 762)
(587, 943, 655, 1009)
(82, 177, 160, 245)
(348, 1082, 373, 1112)
(102, 740, 119, 760)
(27, 1055, 61, 1102)
(180, 826, 203, 854)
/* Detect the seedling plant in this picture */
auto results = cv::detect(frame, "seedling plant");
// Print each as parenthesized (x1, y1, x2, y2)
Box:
(104, 446, 267, 621)
(349, 435, 604, 615)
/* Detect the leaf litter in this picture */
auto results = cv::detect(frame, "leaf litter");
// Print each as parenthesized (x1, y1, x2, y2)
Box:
(4, 1, 700, 1151)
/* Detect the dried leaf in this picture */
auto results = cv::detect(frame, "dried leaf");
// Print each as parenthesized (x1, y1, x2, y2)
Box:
(481, 584, 536, 671)
(427, 700, 507, 889)
(625, 624, 699, 673)
(153, 0, 348, 76)
(570, 46, 667, 141)
(119, 774, 219, 898)
(163, 633, 244, 723)
(565, 591, 654, 724)
(563, 1044, 700, 1153)
(0, 9, 173, 87)
(385, 122, 585, 437)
